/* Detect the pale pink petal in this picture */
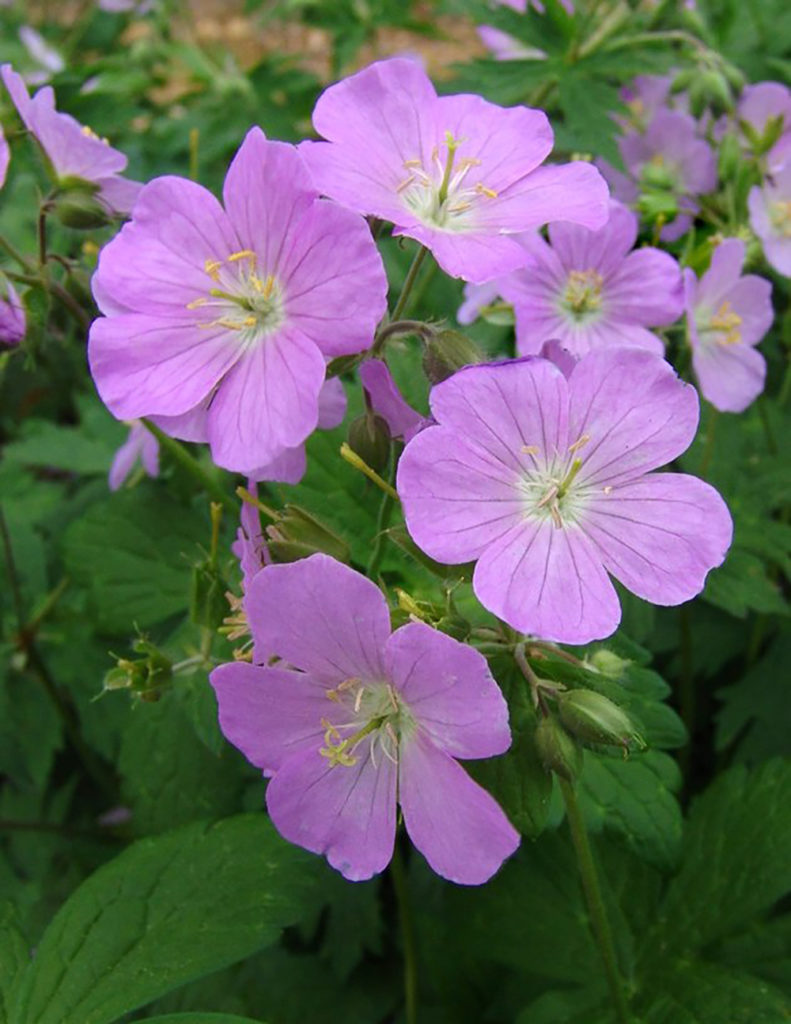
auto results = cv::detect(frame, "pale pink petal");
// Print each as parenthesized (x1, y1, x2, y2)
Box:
(385, 622, 511, 759)
(266, 744, 397, 882)
(728, 275, 774, 346)
(360, 359, 425, 441)
(245, 553, 391, 686)
(696, 238, 746, 307)
(472, 519, 622, 643)
(567, 349, 699, 488)
(249, 445, 307, 484)
(692, 342, 767, 413)
(548, 200, 638, 277)
(210, 662, 342, 776)
(317, 376, 347, 429)
(399, 733, 519, 885)
(606, 247, 684, 326)
(582, 474, 732, 604)
(206, 326, 325, 472)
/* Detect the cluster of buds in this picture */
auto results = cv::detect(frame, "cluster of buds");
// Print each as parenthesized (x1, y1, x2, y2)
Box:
(103, 637, 172, 702)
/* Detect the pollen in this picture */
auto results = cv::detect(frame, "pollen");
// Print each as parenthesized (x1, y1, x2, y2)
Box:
(709, 300, 742, 345)
(228, 249, 257, 265)
(204, 259, 223, 280)
(475, 183, 498, 199)
(562, 269, 604, 318)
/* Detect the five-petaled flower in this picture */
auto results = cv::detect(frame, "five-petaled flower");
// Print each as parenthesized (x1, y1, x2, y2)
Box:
(684, 238, 773, 413)
(749, 163, 791, 277)
(211, 553, 519, 884)
(89, 127, 387, 477)
(397, 350, 732, 645)
(300, 57, 609, 283)
(498, 200, 683, 358)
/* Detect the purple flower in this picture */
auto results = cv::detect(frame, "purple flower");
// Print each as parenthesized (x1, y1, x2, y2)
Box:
(498, 201, 683, 357)
(602, 110, 717, 242)
(684, 238, 773, 413)
(300, 57, 608, 283)
(89, 128, 387, 477)
(397, 350, 732, 645)
(1, 64, 141, 215)
(0, 280, 26, 347)
(618, 75, 675, 131)
(359, 359, 427, 442)
(232, 482, 270, 593)
(108, 420, 159, 490)
(457, 278, 512, 325)
(749, 164, 791, 277)
(737, 82, 791, 173)
(211, 553, 519, 883)
(0, 125, 9, 189)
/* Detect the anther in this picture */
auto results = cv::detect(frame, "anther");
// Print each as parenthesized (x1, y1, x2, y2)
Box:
(568, 434, 591, 454)
(475, 183, 498, 198)
(228, 249, 257, 265)
(204, 259, 222, 280)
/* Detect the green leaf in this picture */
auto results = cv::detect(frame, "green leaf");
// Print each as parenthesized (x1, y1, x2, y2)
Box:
(657, 760, 791, 952)
(11, 815, 324, 1024)
(61, 487, 208, 633)
(0, 905, 28, 1024)
(3, 419, 119, 476)
(639, 962, 790, 1023)
(139, 1016, 267, 1023)
(579, 749, 683, 871)
(118, 693, 244, 835)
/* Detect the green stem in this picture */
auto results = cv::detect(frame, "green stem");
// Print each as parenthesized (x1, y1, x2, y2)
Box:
(756, 399, 778, 455)
(698, 409, 719, 476)
(0, 232, 34, 271)
(390, 844, 418, 1024)
(391, 245, 428, 322)
(559, 778, 630, 1024)
(366, 449, 397, 579)
(4, 269, 92, 331)
(141, 419, 236, 512)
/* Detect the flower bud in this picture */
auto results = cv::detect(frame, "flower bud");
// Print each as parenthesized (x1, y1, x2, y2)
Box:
(534, 715, 583, 782)
(558, 689, 643, 750)
(103, 638, 172, 702)
(53, 190, 111, 229)
(670, 68, 695, 95)
(347, 412, 391, 473)
(588, 649, 630, 677)
(422, 329, 482, 384)
(266, 504, 350, 564)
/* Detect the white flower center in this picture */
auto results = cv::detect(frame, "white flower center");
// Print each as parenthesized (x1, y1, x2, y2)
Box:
(559, 269, 604, 322)
(517, 434, 602, 528)
(186, 249, 284, 343)
(769, 199, 791, 237)
(396, 131, 498, 231)
(697, 299, 742, 347)
(319, 678, 415, 769)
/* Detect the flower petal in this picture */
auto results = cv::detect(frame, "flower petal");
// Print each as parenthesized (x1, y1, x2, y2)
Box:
(606, 247, 684, 326)
(399, 733, 519, 885)
(582, 473, 732, 604)
(385, 621, 511, 759)
(206, 325, 325, 472)
(568, 348, 699, 488)
(266, 744, 397, 881)
(692, 342, 766, 413)
(210, 662, 340, 776)
(472, 518, 622, 644)
(547, 199, 638, 278)
(245, 553, 391, 685)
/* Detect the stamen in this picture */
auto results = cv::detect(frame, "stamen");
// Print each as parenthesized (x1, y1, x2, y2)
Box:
(521, 445, 540, 455)
(475, 183, 498, 199)
(186, 297, 209, 309)
(709, 300, 742, 345)
(556, 457, 583, 499)
(228, 249, 257, 266)
(204, 259, 223, 281)
(568, 433, 591, 454)
(396, 175, 417, 193)
(403, 158, 422, 168)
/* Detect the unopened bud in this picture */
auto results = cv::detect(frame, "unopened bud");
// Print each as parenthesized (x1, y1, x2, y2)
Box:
(558, 689, 643, 750)
(53, 190, 110, 229)
(756, 113, 786, 157)
(103, 639, 172, 701)
(588, 649, 629, 677)
(535, 715, 583, 782)
(670, 68, 695, 95)
(266, 504, 350, 564)
(347, 413, 391, 473)
(698, 69, 733, 116)
(422, 329, 482, 384)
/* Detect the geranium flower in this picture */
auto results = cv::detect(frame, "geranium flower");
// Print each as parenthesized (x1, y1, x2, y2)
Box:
(89, 128, 387, 476)
(300, 57, 608, 283)
(108, 421, 159, 490)
(1, 63, 140, 215)
(211, 553, 519, 883)
(498, 201, 683, 357)
(0, 280, 25, 348)
(359, 359, 427, 442)
(397, 350, 732, 645)
(684, 238, 773, 413)
(601, 110, 716, 242)
(749, 163, 791, 277)
(736, 81, 791, 173)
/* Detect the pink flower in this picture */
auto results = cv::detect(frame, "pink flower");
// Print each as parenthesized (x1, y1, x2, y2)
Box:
(397, 350, 732, 645)
(0, 280, 25, 348)
(498, 201, 683, 357)
(737, 82, 791, 173)
(0, 123, 8, 188)
(211, 553, 519, 883)
(684, 238, 773, 413)
(1, 63, 140, 215)
(108, 421, 159, 490)
(300, 58, 608, 283)
(749, 163, 791, 277)
(359, 359, 427, 442)
(89, 128, 386, 477)
(231, 482, 270, 593)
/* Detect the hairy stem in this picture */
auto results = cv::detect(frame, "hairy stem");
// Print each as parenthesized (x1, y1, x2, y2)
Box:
(391, 245, 428, 322)
(559, 778, 631, 1024)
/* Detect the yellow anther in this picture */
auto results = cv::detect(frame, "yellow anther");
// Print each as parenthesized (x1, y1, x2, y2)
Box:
(186, 297, 209, 309)
(204, 259, 222, 280)
(396, 175, 417, 193)
(475, 183, 498, 199)
(564, 269, 603, 314)
(242, 316, 257, 328)
(710, 300, 742, 345)
(521, 444, 540, 455)
(262, 275, 275, 299)
(228, 249, 257, 265)
(568, 433, 591, 454)
(403, 158, 423, 169)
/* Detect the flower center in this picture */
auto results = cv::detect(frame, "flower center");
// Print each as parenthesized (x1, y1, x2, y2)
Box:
(769, 199, 791, 237)
(186, 249, 284, 341)
(703, 299, 742, 346)
(640, 153, 678, 192)
(397, 131, 498, 231)
(319, 678, 414, 769)
(518, 434, 598, 528)
(560, 269, 604, 319)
